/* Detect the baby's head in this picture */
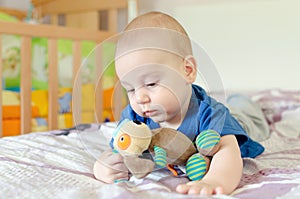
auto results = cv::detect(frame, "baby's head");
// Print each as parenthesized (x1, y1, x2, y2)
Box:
(115, 12, 197, 126)
(116, 11, 193, 60)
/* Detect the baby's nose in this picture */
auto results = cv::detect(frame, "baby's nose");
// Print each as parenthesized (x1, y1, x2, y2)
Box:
(135, 88, 150, 104)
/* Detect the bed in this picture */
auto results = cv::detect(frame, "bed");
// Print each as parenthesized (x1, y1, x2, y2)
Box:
(0, 89, 299, 198)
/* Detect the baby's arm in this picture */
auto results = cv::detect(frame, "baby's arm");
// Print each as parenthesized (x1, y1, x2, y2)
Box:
(176, 135, 243, 195)
(93, 149, 129, 183)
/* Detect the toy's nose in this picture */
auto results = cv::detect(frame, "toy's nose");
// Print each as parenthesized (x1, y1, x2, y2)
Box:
(133, 120, 141, 125)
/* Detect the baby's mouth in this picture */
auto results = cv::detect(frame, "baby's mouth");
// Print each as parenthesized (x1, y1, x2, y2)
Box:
(144, 110, 157, 117)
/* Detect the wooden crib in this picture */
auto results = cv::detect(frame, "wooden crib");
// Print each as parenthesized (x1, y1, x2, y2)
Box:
(0, 0, 140, 137)
(0, 20, 124, 137)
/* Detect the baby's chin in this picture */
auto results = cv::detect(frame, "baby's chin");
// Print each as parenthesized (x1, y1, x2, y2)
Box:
(142, 113, 166, 123)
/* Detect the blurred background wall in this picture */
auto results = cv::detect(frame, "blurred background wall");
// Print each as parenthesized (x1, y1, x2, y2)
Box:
(139, 0, 300, 91)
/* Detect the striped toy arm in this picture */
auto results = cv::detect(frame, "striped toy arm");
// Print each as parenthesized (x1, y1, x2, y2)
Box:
(196, 130, 221, 156)
(153, 145, 167, 168)
(186, 153, 208, 181)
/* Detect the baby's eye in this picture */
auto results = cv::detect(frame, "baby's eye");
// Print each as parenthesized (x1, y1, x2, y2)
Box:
(146, 83, 157, 88)
(126, 88, 135, 93)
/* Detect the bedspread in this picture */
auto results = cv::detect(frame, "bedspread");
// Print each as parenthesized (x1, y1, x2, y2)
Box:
(0, 89, 300, 199)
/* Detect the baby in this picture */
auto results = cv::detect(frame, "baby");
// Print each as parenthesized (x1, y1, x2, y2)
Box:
(94, 11, 269, 195)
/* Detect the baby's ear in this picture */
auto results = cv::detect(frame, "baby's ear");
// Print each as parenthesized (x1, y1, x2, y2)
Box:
(183, 55, 197, 83)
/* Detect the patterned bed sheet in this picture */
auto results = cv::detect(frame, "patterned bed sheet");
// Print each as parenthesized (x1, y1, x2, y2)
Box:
(0, 89, 300, 199)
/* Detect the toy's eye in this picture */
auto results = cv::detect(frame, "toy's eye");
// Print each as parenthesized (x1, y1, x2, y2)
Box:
(117, 133, 131, 150)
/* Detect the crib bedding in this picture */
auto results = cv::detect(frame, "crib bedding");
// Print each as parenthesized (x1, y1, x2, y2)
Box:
(2, 84, 121, 136)
(1, 89, 300, 199)
(2, 89, 73, 136)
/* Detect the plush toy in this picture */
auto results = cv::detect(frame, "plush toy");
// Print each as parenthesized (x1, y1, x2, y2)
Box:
(112, 119, 221, 181)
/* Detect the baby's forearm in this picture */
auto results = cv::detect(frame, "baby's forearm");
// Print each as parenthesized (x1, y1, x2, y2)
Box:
(202, 135, 243, 194)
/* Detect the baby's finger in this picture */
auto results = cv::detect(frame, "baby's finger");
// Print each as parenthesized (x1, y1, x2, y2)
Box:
(109, 152, 125, 163)
(111, 162, 129, 173)
(199, 187, 214, 195)
(214, 186, 224, 195)
(186, 181, 199, 186)
(99, 152, 124, 165)
(175, 184, 190, 194)
(187, 185, 203, 195)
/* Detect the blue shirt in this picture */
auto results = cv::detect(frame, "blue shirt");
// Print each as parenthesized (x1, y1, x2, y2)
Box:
(115, 84, 264, 158)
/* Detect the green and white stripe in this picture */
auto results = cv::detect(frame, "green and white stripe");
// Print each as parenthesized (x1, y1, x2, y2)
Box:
(154, 145, 167, 168)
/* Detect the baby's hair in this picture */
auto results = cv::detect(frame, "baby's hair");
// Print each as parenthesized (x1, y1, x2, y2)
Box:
(125, 11, 189, 37)
(116, 11, 193, 58)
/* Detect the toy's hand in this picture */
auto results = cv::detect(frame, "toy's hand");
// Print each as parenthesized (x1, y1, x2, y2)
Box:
(123, 156, 155, 178)
(93, 149, 129, 183)
(196, 130, 220, 156)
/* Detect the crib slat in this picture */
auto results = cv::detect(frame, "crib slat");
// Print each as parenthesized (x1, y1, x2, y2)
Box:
(48, 39, 59, 130)
(0, 34, 2, 137)
(95, 46, 103, 123)
(72, 40, 82, 125)
(20, 36, 32, 134)
(108, 9, 118, 32)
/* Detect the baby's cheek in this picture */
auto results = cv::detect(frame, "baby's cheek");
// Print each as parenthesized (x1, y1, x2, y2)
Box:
(130, 103, 143, 115)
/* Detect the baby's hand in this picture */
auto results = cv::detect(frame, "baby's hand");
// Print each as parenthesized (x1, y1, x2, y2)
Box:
(93, 149, 129, 183)
(176, 180, 224, 195)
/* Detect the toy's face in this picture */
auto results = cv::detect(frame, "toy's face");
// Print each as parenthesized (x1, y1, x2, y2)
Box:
(115, 49, 192, 126)
(113, 120, 152, 155)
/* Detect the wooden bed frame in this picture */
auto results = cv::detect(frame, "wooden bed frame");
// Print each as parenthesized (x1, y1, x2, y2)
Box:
(0, 21, 124, 137)
(31, 0, 136, 31)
